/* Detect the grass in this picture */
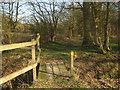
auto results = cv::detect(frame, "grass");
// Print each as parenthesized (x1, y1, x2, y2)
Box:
(41, 41, 98, 53)
(70, 37, 83, 41)
(110, 43, 119, 52)
(43, 41, 118, 55)
(39, 40, 119, 88)
(2, 38, 119, 88)
(40, 40, 119, 61)
(40, 41, 98, 61)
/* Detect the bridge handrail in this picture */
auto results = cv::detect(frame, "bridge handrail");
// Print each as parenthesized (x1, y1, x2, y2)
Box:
(0, 33, 40, 85)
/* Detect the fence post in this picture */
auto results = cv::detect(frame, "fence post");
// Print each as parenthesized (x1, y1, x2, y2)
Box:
(70, 51, 74, 75)
(36, 33, 41, 63)
(32, 39, 36, 81)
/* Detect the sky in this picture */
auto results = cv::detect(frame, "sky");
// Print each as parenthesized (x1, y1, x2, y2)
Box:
(1, 0, 119, 23)
(0, 0, 119, 2)
(0, 0, 83, 2)
(17, 1, 79, 23)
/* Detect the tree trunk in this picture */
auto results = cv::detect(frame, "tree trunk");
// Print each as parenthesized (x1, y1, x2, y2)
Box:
(82, 2, 94, 47)
(69, 29, 72, 39)
(50, 31, 55, 41)
(50, 34, 55, 41)
(89, 2, 107, 54)
(91, 3, 99, 46)
(103, 2, 110, 51)
(98, 37, 107, 54)
(50, 27, 56, 41)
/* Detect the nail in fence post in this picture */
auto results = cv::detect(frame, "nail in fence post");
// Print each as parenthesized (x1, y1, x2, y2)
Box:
(32, 39, 36, 81)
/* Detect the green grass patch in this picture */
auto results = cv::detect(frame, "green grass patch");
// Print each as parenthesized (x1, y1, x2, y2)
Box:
(41, 41, 97, 53)
(70, 37, 83, 40)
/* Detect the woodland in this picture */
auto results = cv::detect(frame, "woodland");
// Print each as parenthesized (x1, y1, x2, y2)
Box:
(0, 1, 119, 88)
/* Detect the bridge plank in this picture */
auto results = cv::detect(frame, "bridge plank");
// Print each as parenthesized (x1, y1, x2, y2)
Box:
(46, 63, 53, 79)
(39, 64, 47, 79)
(57, 62, 70, 77)
(52, 63, 60, 75)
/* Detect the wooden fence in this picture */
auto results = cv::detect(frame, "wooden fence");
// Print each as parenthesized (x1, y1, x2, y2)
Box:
(0, 33, 41, 85)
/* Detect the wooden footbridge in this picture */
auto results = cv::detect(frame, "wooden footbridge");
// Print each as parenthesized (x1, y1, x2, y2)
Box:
(0, 33, 74, 88)
(39, 62, 71, 79)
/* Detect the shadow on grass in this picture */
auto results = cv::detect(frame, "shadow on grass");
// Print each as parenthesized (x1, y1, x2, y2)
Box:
(110, 43, 119, 52)
(41, 41, 97, 53)
(40, 41, 119, 80)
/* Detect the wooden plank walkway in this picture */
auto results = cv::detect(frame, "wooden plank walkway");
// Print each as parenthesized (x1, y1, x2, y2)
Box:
(46, 63, 53, 79)
(29, 62, 71, 88)
(38, 62, 71, 80)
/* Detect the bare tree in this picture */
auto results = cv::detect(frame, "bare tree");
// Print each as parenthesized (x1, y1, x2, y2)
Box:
(29, 1, 65, 41)
(1, 1, 20, 43)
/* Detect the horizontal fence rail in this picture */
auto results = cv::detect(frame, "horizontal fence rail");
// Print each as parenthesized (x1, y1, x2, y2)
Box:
(0, 33, 40, 85)
(0, 63, 37, 85)
(0, 41, 36, 52)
